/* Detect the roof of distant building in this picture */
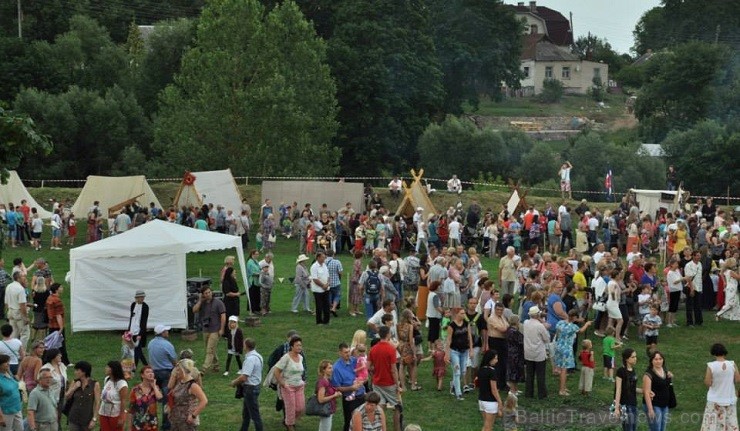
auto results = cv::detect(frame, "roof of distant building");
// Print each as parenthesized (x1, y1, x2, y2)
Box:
(511, 2, 574, 46)
(521, 34, 580, 61)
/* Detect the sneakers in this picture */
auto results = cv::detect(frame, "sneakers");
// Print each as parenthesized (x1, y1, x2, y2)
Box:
(463, 384, 474, 394)
(223, 371, 229, 376)
(449, 383, 455, 396)
(456, 396, 465, 401)
(594, 331, 605, 337)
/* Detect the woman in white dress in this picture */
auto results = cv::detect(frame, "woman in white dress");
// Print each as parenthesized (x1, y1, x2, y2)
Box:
(716, 258, 740, 321)
(606, 269, 624, 342)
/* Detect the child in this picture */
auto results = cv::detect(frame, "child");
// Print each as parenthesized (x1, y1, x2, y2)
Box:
(439, 309, 452, 343)
(259, 262, 274, 316)
(223, 315, 243, 376)
(502, 393, 520, 431)
(345, 343, 368, 401)
(255, 232, 263, 251)
(67, 214, 77, 246)
(354, 224, 365, 254)
(657, 235, 667, 267)
(578, 339, 595, 396)
(602, 327, 622, 382)
(637, 285, 652, 340)
(642, 304, 662, 356)
(121, 331, 136, 379)
(364, 224, 377, 253)
(428, 339, 447, 391)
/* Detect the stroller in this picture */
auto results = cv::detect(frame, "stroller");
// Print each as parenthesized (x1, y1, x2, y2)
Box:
(461, 223, 482, 251)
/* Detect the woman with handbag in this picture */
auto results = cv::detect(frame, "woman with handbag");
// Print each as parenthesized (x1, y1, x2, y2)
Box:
(313, 360, 341, 431)
(274, 337, 306, 431)
(642, 350, 675, 431)
(65, 361, 102, 431)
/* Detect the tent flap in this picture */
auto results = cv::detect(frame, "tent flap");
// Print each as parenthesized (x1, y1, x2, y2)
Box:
(0, 171, 52, 218)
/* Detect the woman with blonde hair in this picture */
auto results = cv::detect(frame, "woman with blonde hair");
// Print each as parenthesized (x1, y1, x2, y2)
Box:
(32, 276, 50, 340)
(350, 330, 366, 355)
(716, 258, 740, 321)
(168, 359, 208, 431)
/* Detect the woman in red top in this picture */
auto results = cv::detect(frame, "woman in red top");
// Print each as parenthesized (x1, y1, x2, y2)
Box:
(316, 360, 342, 431)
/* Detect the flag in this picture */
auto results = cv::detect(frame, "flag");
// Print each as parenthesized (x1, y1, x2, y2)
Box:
(604, 169, 613, 201)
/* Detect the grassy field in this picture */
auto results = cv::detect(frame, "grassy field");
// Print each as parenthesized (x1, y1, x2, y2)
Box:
(2, 218, 737, 431)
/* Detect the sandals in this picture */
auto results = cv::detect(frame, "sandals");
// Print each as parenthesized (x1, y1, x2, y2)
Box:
(411, 384, 422, 391)
(559, 390, 571, 396)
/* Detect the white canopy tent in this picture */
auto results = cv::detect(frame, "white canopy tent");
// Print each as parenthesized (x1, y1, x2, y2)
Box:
(629, 188, 684, 218)
(172, 169, 244, 214)
(69, 220, 249, 332)
(0, 171, 52, 218)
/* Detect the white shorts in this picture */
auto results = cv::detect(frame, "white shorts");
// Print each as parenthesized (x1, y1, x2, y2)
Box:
(478, 400, 499, 414)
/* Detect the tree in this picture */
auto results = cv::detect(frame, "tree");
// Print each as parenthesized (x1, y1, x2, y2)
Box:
(517, 144, 559, 185)
(0, 107, 53, 182)
(418, 116, 533, 181)
(634, 42, 729, 141)
(539, 79, 563, 103)
(427, 0, 523, 114)
(661, 120, 740, 196)
(572, 33, 628, 75)
(327, 0, 443, 175)
(154, 0, 339, 176)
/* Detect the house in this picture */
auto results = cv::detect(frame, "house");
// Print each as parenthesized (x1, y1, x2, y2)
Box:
(506, 2, 608, 96)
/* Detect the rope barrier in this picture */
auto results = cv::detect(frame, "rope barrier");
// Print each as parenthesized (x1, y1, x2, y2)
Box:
(19, 175, 740, 201)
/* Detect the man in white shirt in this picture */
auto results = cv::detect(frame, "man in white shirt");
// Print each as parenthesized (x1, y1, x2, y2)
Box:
(522, 306, 549, 399)
(114, 210, 131, 235)
(4, 272, 29, 347)
(447, 175, 462, 194)
(310, 251, 331, 325)
(448, 217, 461, 247)
(684, 250, 703, 326)
(559, 161, 572, 200)
(591, 266, 609, 337)
(367, 299, 398, 337)
(388, 176, 402, 199)
(592, 243, 606, 266)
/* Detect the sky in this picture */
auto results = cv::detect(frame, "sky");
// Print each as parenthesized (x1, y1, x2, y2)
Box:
(507, 0, 663, 54)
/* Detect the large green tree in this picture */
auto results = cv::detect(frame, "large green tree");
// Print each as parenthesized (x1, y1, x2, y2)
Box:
(661, 120, 740, 196)
(571, 33, 628, 76)
(0, 107, 53, 182)
(634, 42, 728, 141)
(428, 0, 523, 114)
(154, 0, 339, 176)
(328, 0, 443, 176)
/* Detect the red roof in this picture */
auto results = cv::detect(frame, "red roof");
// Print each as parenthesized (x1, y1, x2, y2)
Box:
(511, 4, 573, 46)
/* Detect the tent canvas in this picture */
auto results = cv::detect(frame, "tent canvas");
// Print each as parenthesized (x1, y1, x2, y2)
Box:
(70, 175, 162, 218)
(0, 171, 52, 218)
(173, 169, 244, 214)
(396, 169, 438, 220)
(629, 188, 684, 218)
(261, 181, 363, 214)
(69, 220, 249, 332)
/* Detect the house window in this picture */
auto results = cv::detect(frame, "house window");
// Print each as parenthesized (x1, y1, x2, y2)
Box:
(562, 66, 570, 79)
(545, 66, 553, 79)
(523, 66, 530, 78)
(530, 24, 538, 34)
(594, 68, 601, 78)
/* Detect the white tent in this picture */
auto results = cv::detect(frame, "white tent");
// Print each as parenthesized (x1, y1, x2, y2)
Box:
(70, 175, 162, 217)
(0, 171, 52, 218)
(629, 188, 683, 218)
(69, 220, 249, 332)
(173, 169, 244, 214)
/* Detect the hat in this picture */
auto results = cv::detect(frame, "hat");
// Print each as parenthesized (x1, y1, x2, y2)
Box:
(581, 199, 587, 203)
(528, 306, 541, 316)
(134, 290, 146, 298)
(260, 261, 270, 269)
(228, 315, 239, 322)
(296, 254, 309, 264)
(154, 324, 171, 335)
(416, 207, 423, 212)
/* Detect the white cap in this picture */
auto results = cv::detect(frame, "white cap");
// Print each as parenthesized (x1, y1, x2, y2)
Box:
(228, 315, 239, 323)
(154, 324, 171, 335)
(528, 306, 541, 316)
(416, 207, 423, 212)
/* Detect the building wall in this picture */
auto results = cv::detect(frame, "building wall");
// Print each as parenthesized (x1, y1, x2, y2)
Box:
(516, 14, 548, 37)
(520, 60, 608, 95)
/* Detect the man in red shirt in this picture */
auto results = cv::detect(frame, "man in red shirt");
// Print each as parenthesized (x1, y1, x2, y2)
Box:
(368, 326, 402, 431)
(46, 283, 70, 364)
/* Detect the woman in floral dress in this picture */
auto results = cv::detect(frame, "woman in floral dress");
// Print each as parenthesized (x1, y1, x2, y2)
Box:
(130, 366, 163, 430)
(554, 309, 592, 396)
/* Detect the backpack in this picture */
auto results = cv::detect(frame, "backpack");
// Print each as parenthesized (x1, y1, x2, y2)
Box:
(364, 270, 381, 295)
(403, 257, 420, 286)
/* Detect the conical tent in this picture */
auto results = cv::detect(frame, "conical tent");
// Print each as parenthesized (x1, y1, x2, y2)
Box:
(395, 169, 438, 219)
(172, 169, 244, 214)
(70, 175, 162, 218)
(0, 171, 52, 218)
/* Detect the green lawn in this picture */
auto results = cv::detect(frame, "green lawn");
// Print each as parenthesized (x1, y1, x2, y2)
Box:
(3, 223, 736, 431)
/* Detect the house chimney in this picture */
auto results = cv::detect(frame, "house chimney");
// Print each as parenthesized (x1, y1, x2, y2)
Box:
(529, 1, 536, 12)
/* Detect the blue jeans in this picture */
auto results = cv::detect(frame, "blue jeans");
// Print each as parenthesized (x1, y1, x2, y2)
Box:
(364, 294, 380, 320)
(241, 384, 263, 431)
(154, 369, 173, 430)
(644, 405, 668, 431)
(330, 285, 342, 308)
(622, 405, 637, 431)
(449, 349, 468, 397)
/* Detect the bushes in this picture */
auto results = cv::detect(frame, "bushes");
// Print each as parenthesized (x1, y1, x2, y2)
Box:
(539, 78, 563, 103)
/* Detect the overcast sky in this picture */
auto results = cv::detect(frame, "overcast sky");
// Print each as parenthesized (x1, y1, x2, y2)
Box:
(506, 0, 663, 55)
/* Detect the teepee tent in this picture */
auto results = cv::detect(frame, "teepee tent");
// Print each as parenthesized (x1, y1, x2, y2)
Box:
(0, 171, 52, 218)
(172, 169, 244, 214)
(396, 169, 438, 219)
(71, 175, 162, 217)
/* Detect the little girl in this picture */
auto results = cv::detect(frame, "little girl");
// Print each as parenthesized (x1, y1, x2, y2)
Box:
(223, 316, 243, 376)
(502, 393, 520, 431)
(430, 339, 447, 391)
(67, 214, 77, 245)
(346, 344, 368, 401)
(121, 331, 136, 378)
(306, 224, 315, 254)
(439, 309, 452, 343)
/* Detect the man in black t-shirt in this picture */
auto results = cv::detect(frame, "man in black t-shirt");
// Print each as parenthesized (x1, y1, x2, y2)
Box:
(463, 296, 487, 393)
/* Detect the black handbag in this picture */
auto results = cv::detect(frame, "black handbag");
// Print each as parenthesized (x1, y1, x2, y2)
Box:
(667, 377, 677, 409)
(305, 394, 332, 417)
(235, 383, 244, 399)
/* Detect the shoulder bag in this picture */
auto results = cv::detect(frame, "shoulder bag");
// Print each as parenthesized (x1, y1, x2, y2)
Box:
(306, 393, 332, 417)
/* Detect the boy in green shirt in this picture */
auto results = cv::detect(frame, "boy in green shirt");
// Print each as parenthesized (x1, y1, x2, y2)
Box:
(602, 326, 622, 382)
